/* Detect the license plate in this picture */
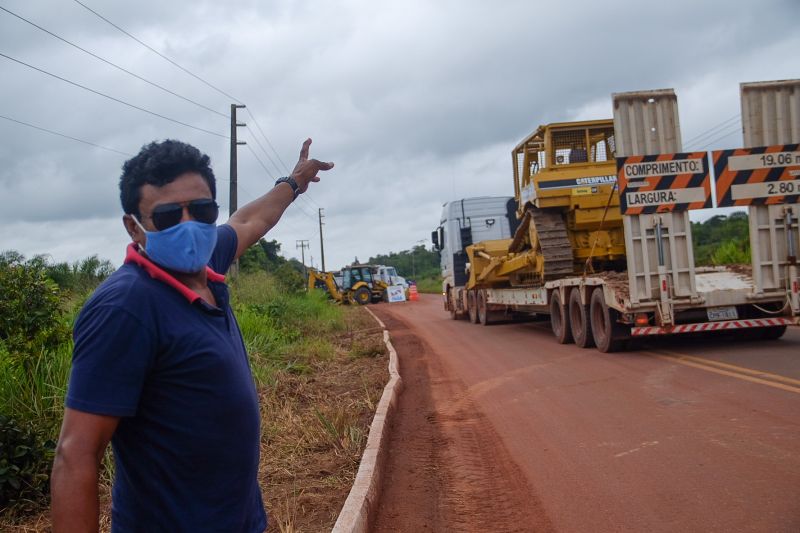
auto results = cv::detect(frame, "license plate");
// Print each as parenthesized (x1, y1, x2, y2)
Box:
(707, 306, 738, 321)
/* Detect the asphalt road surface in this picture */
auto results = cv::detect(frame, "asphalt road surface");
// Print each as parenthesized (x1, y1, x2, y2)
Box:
(370, 294, 800, 533)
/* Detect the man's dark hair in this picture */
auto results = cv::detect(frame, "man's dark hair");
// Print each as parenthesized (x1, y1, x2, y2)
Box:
(120, 140, 216, 217)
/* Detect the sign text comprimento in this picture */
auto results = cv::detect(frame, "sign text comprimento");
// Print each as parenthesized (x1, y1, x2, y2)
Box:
(616, 152, 712, 215)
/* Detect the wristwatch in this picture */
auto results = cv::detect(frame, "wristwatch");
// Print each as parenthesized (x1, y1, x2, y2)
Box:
(275, 176, 300, 200)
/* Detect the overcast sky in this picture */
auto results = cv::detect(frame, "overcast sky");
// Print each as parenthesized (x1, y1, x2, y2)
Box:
(1, 0, 798, 271)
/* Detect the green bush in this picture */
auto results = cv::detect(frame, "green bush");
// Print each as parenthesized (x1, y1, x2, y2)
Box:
(711, 239, 751, 265)
(0, 415, 54, 512)
(0, 254, 68, 370)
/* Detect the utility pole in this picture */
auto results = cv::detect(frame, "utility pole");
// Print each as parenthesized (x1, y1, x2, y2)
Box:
(296, 239, 309, 278)
(229, 104, 247, 217)
(412, 239, 425, 279)
(318, 208, 326, 272)
(229, 104, 246, 276)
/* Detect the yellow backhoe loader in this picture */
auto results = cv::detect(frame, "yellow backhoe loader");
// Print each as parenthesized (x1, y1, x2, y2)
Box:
(308, 265, 389, 305)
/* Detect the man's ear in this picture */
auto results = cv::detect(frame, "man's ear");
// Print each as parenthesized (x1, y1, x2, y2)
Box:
(122, 214, 145, 247)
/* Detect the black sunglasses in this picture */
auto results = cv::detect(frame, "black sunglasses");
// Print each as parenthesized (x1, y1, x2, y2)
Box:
(145, 198, 219, 231)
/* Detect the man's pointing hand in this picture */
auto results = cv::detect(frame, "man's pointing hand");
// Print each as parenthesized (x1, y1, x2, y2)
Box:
(290, 138, 334, 194)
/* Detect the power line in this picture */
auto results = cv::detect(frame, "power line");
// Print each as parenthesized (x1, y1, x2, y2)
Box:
(244, 125, 282, 176)
(72, 0, 243, 104)
(243, 109, 321, 209)
(70, 2, 324, 209)
(692, 124, 743, 151)
(0, 5, 228, 119)
(245, 108, 290, 173)
(683, 114, 741, 149)
(0, 51, 229, 139)
(0, 113, 132, 155)
(245, 143, 276, 180)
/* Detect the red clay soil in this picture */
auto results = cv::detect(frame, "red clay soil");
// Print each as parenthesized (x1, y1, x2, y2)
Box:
(368, 310, 554, 533)
(369, 295, 800, 533)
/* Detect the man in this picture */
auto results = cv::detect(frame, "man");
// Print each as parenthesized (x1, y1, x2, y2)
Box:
(50, 138, 333, 532)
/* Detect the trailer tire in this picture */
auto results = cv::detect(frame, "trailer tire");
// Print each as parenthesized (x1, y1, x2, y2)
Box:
(468, 290, 479, 324)
(477, 290, 492, 326)
(569, 288, 594, 348)
(447, 288, 456, 319)
(590, 288, 628, 353)
(354, 287, 371, 306)
(550, 291, 573, 344)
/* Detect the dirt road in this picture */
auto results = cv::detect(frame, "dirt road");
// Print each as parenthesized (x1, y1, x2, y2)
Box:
(370, 294, 800, 533)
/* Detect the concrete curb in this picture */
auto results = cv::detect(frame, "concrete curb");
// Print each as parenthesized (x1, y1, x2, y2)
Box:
(332, 307, 402, 533)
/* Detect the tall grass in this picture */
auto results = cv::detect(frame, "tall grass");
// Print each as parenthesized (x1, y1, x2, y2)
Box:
(231, 271, 345, 387)
(414, 276, 442, 294)
(0, 342, 72, 438)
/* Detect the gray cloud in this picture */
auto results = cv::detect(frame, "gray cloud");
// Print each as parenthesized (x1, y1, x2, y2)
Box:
(1, 0, 798, 270)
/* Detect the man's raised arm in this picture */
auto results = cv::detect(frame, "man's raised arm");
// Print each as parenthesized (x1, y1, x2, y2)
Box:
(227, 138, 333, 260)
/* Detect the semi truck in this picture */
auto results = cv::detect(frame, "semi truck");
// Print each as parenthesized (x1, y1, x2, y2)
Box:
(432, 83, 799, 352)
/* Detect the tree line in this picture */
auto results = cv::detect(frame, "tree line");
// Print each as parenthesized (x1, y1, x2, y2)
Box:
(691, 212, 750, 265)
(368, 245, 441, 281)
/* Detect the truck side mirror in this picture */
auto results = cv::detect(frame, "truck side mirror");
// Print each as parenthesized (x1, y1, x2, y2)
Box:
(431, 229, 440, 250)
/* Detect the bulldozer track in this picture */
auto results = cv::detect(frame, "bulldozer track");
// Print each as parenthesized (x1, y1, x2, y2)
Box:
(530, 209, 575, 279)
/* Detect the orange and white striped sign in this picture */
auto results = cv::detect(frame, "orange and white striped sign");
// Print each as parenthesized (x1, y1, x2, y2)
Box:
(616, 152, 712, 215)
(713, 144, 800, 207)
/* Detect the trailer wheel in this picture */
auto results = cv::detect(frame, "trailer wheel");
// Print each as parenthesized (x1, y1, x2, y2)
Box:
(477, 290, 492, 325)
(549, 291, 573, 344)
(590, 288, 628, 353)
(467, 290, 479, 324)
(448, 288, 459, 320)
(569, 288, 594, 348)
(354, 287, 371, 306)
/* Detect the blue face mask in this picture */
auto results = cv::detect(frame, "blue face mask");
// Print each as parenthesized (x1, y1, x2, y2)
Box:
(133, 217, 218, 274)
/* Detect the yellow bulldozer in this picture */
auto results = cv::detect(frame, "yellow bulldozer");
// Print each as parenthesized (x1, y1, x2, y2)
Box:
(308, 264, 389, 305)
(467, 119, 626, 288)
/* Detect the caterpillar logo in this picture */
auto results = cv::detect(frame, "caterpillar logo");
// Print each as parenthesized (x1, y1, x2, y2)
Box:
(616, 152, 712, 215)
(576, 175, 617, 186)
(713, 144, 800, 207)
(537, 175, 617, 190)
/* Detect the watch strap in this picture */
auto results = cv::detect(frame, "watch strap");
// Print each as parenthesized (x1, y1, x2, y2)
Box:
(275, 176, 300, 200)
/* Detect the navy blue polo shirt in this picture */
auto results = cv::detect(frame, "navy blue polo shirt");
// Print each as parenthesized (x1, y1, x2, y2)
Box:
(66, 224, 267, 533)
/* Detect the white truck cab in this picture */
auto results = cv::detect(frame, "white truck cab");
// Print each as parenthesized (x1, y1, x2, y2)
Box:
(432, 196, 517, 301)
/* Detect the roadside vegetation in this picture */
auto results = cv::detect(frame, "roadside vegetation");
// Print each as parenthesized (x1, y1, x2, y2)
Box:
(692, 212, 751, 265)
(0, 246, 386, 532)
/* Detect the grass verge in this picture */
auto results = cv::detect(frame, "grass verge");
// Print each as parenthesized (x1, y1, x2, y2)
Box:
(414, 276, 442, 294)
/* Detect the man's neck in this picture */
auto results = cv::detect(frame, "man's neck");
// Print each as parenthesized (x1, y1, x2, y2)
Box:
(171, 269, 208, 292)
